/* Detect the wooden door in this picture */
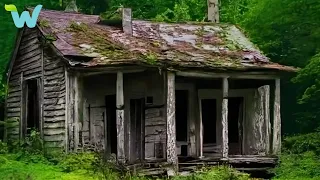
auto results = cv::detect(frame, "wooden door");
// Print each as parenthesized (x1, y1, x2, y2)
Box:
(129, 98, 145, 163)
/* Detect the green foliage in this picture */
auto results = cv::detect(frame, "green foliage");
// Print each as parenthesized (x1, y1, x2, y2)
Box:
(0, 153, 98, 180)
(172, 166, 250, 180)
(145, 52, 158, 65)
(274, 152, 320, 180)
(58, 152, 96, 172)
(282, 133, 320, 155)
(0, 140, 8, 154)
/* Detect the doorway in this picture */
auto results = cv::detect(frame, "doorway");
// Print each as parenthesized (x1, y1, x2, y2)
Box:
(23, 79, 40, 136)
(129, 98, 145, 163)
(228, 97, 244, 155)
(175, 90, 188, 156)
(105, 95, 117, 156)
(201, 99, 218, 156)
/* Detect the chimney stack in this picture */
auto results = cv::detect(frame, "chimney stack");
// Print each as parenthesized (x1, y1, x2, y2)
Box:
(207, 0, 219, 23)
(122, 8, 133, 36)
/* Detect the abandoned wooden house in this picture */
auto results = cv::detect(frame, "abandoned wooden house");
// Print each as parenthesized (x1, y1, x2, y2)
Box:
(5, 4, 296, 173)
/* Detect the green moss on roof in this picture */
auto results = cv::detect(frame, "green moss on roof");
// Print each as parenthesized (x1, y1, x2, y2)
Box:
(68, 21, 136, 60)
(69, 21, 88, 32)
(44, 33, 57, 42)
(39, 19, 50, 28)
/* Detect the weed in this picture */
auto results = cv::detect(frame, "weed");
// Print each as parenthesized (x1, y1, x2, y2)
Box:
(39, 19, 50, 28)
(69, 21, 89, 32)
(145, 52, 158, 65)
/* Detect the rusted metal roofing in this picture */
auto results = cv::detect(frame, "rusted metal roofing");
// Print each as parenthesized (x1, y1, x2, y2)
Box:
(34, 8, 296, 72)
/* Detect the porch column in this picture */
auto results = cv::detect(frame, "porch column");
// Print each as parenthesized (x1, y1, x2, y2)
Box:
(116, 72, 125, 163)
(272, 79, 281, 154)
(221, 77, 229, 158)
(166, 72, 178, 169)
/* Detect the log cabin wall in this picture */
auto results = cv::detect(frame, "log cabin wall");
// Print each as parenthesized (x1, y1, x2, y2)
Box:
(6, 28, 43, 140)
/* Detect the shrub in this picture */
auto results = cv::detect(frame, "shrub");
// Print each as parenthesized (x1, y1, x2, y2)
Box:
(283, 133, 320, 155)
(172, 166, 250, 180)
(58, 152, 96, 172)
(274, 152, 320, 180)
(0, 140, 8, 154)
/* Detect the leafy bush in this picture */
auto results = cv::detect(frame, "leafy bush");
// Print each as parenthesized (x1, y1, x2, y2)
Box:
(172, 166, 250, 180)
(283, 132, 320, 155)
(58, 152, 96, 172)
(0, 140, 8, 154)
(274, 152, 320, 180)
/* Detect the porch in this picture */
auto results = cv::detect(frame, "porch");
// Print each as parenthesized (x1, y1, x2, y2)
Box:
(66, 67, 281, 171)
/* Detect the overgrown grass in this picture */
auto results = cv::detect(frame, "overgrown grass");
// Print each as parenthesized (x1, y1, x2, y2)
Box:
(0, 132, 253, 179)
(0, 154, 98, 180)
(273, 133, 320, 180)
(0, 153, 252, 180)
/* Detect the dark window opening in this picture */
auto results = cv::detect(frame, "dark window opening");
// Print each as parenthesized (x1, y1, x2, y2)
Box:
(26, 79, 40, 134)
(175, 90, 188, 142)
(228, 97, 244, 155)
(146, 96, 153, 105)
(105, 95, 117, 155)
(201, 99, 217, 144)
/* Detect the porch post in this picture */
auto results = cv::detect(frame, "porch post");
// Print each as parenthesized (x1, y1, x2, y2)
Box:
(116, 71, 125, 163)
(221, 77, 229, 158)
(166, 71, 178, 170)
(272, 79, 281, 154)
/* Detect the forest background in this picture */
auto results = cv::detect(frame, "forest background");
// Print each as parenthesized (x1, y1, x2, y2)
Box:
(0, 0, 320, 179)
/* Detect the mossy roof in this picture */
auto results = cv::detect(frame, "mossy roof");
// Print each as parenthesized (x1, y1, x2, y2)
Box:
(33, 8, 296, 72)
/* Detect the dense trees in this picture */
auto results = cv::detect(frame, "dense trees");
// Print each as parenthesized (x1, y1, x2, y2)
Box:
(0, 0, 319, 134)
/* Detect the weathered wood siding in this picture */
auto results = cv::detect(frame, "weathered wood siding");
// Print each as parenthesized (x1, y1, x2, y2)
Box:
(81, 71, 166, 160)
(82, 74, 117, 150)
(145, 108, 166, 159)
(6, 28, 42, 140)
(6, 27, 67, 150)
(42, 46, 66, 149)
(243, 86, 270, 155)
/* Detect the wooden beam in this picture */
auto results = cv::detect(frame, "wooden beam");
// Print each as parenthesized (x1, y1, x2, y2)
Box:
(73, 73, 82, 151)
(207, 0, 219, 23)
(188, 85, 197, 156)
(19, 72, 25, 141)
(264, 86, 271, 155)
(176, 71, 280, 80)
(222, 77, 229, 158)
(65, 69, 69, 152)
(116, 71, 125, 163)
(166, 72, 178, 170)
(272, 79, 281, 154)
(199, 99, 203, 158)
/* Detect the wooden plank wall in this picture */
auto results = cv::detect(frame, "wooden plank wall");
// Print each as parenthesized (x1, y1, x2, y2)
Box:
(6, 28, 42, 140)
(7, 27, 67, 150)
(42, 47, 66, 149)
(243, 86, 270, 155)
(145, 108, 166, 159)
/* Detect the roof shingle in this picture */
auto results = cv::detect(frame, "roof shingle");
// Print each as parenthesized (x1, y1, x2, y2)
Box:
(35, 8, 297, 72)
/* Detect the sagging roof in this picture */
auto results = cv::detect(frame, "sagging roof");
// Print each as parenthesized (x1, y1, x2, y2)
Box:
(33, 8, 296, 72)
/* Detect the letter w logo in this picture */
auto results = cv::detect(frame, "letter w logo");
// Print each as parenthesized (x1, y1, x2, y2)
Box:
(5, 5, 42, 28)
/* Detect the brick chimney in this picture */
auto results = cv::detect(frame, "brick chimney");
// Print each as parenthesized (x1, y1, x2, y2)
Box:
(122, 8, 132, 36)
(207, 0, 219, 23)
